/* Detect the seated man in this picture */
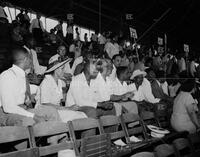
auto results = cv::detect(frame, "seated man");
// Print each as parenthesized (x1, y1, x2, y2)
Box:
(151, 70, 174, 105)
(108, 54, 122, 81)
(130, 69, 161, 112)
(108, 66, 138, 114)
(0, 47, 60, 148)
(66, 58, 115, 125)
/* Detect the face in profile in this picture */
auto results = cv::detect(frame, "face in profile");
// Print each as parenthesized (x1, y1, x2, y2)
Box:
(25, 54, 33, 71)
(106, 60, 113, 76)
(37, 14, 41, 19)
(134, 75, 144, 86)
(146, 70, 156, 83)
(113, 56, 122, 67)
(88, 59, 99, 79)
(57, 46, 66, 57)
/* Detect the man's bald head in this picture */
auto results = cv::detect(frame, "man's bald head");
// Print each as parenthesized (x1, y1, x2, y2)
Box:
(12, 47, 32, 70)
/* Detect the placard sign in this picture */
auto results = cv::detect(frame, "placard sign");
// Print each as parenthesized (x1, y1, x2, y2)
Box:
(158, 37, 163, 45)
(184, 44, 189, 53)
(126, 14, 133, 20)
(67, 13, 74, 20)
(129, 27, 137, 39)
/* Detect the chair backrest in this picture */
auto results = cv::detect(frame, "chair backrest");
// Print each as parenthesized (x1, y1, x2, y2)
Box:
(154, 144, 177, 157)
(0, 126, 31, 144)
(0, 148, 39, 157)
(172, 138, 192, 157)
(140, 111, 160, 127)
(120, 113, 147, 142)
(131, 152, 155, 157)
(80, 134, 112, 157)
(68, 118, 102, 156)
(31, 121, 74, 156)
(0, 126, 39, 157)
(99, 115, 126, 141)
(187, 132, 200, 151)
(153, 103, 170, 128)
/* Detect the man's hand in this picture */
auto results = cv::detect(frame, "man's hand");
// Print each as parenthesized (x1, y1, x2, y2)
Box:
(61, 73, 72, 84)
(68, 104, 80, 111)
(33, 114, 46, 123)
(122, 92, 134, 101)
(125, 92, 135, 98)
(98, 101, 113, 110)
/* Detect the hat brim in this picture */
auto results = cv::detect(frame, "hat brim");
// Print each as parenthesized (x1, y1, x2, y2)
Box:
(130, 71, 147, 80)
(45, 59, 71, 74)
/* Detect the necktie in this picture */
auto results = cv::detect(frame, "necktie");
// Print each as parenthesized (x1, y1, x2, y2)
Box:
(38, 19, 41, 29)
(25, 76, 33, 108)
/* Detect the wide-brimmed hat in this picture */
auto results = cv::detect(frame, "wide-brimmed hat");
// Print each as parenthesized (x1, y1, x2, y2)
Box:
(134, 63, 149, 71)
(130, 69, 147, 80)
(45, 58, 71, 74)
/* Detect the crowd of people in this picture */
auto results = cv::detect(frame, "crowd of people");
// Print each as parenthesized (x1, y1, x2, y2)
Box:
(0, 3, 200, 156)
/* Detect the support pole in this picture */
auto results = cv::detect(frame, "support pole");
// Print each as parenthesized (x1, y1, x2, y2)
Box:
(7, 7, 13, 21)
(99, 0, 101, 33)
(137, 8, 171, 43)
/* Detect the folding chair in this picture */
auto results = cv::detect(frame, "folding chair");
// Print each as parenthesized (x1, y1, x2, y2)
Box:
(0, 126, 39, 157)
(99, 115, 132, 156)
(140, 111, 160, 127)
(154, 144, 177, 157)
(131, 152, 155, 157)
(68, 118, 103, 157)
(30, 121, 74, 156)
(172, 138, 192, 157)
(187, 132, 200, 153)
(120, 113, 151, 151)
(153, 103, 171, 129)
(80, 134, 112, 157)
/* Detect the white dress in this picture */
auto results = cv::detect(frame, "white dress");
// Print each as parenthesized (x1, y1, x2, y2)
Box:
(171, 92, 198, 133)
(35, 75, 87, 123)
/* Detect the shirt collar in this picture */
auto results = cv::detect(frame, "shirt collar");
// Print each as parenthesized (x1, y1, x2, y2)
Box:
(45, 75, 62, 89)
(116, 77, 127, 86)
(156, 80, 161, 87)
(23, 45, 30, 51)
(11, 64, 26, 78)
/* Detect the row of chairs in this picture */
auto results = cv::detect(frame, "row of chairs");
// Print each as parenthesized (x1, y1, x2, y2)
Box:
(131, 135, 200, 157)
(0, 112, 195, 157)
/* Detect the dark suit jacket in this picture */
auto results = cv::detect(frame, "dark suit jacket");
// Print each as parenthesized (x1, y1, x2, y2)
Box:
(151, 80, 174, 105)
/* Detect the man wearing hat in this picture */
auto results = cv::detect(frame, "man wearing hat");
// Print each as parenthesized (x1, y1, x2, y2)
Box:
(130, 69, 160, 112)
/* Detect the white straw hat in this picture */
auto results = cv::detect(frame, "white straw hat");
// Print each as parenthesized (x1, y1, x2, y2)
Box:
(130, 69, 147, 80)
(45, 58, 71, 74)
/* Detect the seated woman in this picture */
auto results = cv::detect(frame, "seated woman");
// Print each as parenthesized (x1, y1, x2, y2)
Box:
(171, 79, 200, 133)
(35, 59, 87, 123)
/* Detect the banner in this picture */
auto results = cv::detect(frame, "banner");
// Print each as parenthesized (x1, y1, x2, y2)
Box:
(126, 14, 133, 20)
(158, 37, 163, 45)
(67, 13, 74, 20)
(129, 27, 137, 39)
(184, 44, 189, 53)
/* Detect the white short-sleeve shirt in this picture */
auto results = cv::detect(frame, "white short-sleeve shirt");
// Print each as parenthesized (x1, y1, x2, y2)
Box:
(66, 72, 97, 108)
(36, 75, 63, 106)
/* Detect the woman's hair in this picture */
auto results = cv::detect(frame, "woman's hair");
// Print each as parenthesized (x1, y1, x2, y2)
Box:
(180, 79, 196, 92)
